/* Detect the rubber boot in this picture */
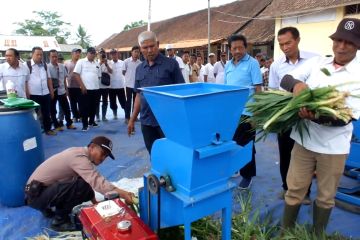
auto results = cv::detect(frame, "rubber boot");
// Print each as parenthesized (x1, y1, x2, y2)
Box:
(313, 201, 332, 236)
(282, 204, 301, 230)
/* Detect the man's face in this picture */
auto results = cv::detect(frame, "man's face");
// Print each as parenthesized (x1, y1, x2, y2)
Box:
(182, 53, 190, 63)
(72, 51, 81, 61)
(230, 40, 246, 61)
(89, 144, 108, 166)
(140, 39, 159, 62)
(190, 56, 196, 64)
(131, 49, 140, 60)
(196, 56, 203, 65)
(209, 55, 216, 64)
(332, 38, 358, 65)
(32, 49, 43, 64)
(111, 52, 119, 61)
(49, 52, 58, 65)
(278, 31, 300, 58)
(220, 54, 227, 62)
(167, 48, 175, 57)
(87, 51, 96, 61)
(5, 50, 18, 66)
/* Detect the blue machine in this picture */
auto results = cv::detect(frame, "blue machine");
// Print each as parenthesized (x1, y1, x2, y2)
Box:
(138, 83, 252, 240)
(336, 120, 360, 213)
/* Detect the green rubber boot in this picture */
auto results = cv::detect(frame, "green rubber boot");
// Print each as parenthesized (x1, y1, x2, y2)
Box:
(313, 201, 332, 236)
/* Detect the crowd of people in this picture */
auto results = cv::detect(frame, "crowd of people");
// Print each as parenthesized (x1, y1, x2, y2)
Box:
(1, 17, 359, 236)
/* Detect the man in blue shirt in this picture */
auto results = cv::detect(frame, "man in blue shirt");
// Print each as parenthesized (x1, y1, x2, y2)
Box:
(128, 31, 185, 154)
(224, 34, 262, 189)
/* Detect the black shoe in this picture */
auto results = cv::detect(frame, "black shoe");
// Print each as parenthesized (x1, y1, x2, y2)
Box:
(81, 127, 89, 132)
(91, 122, 99, 127)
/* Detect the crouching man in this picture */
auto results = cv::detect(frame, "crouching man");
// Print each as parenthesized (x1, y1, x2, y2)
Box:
(25, 136, 135, 231)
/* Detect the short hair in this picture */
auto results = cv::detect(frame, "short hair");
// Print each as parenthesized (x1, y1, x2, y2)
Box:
(227, 34, 247, 48)
(190, 53, 197, 58)
(131, 45, 140, 51)
(277, 27, 300, 40)
(32, 46, 43, 54)
(182, 50, 190, 55)
(138, 31, 157, 45)
(7, 48, 19, 58)
(49, 49, 58, 55)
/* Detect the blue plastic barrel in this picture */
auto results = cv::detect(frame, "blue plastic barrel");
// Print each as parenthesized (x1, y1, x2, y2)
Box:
(0, 107, 44, 207)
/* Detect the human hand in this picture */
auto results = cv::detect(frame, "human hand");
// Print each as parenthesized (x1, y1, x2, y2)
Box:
(298, 107, 315, 120)
(127, 119, 135, 136)
(293, 82, 308, 96)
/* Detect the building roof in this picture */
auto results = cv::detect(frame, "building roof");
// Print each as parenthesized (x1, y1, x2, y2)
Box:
(98, 0, 274, 51)
(0, 35, 61, 51)
(58, 44, 84, 53)
(262, 0, 360, 17)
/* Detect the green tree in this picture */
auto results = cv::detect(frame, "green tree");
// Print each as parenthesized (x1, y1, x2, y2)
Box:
(14, 11, 71, 44)
(123, 20, 147, 31)
(76, 25, 92, 49)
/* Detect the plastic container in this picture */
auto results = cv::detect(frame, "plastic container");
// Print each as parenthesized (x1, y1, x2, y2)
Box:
(0, 105, 44, 207)
(6, 80, 17, 99)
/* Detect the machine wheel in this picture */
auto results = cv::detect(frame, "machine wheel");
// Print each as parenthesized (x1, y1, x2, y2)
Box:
(147, 174, 160, 194)
(335, 198, 360, 214)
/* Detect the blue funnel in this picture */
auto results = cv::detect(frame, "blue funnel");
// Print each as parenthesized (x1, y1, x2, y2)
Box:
(141, 83, 249, 149)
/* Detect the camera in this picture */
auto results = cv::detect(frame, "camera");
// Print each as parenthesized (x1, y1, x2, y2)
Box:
(101, 53, 106, 59)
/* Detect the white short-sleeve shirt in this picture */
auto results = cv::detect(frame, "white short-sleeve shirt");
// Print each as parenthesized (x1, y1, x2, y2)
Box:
(109, 60, 125, 89)
(0, 62, 30, 98)
(213, 61, 227, 84)
(26, 60, 50, 96)
(204, 63, 216, 83)
(122, 57, 141, 88)
(73, 58, 101, 90)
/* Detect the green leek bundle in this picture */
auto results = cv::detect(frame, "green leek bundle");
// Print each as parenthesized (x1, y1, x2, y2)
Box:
(246, 85, 355, 141)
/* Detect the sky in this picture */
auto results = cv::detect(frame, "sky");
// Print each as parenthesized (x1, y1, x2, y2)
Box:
(1, 0, 236, 46)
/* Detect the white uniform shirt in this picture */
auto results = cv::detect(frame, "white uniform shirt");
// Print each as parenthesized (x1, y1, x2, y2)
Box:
(269, 51, 318, 90)
(170, 56, 184, 69)
(289, 56, 360, 154)
(109, 60, 125, 89)
(99, 62, 112, 89)
(182, 63, 191, 83)
(26, 60, 50, 96)
(122, 57, 141, 88)
(198, 64, 205, 82)
(204, 63, 216, 83)
(73, 58, 101, 90)
(0, 62, 30, 98)
(213, 60, 227, 84)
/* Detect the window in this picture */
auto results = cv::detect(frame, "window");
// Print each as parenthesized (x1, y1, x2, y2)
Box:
(281, 8, 336, 25)
(345, 4, 360, 15)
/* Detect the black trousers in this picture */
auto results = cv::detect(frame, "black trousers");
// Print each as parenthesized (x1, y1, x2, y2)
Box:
(26, 177, 94, 218)
(79, 89, 100, 128)
(232, 115, 256, 179)
(50, 90, 73, 128)
(125, 87, 136, 119)
(141, 124, 165, 154)
(278, 130, 311, 194)
(30, 94, 52, 132)
(68, 88, 81, 119)
(109, 88, 126, 113)
(99, 88, 109, 117)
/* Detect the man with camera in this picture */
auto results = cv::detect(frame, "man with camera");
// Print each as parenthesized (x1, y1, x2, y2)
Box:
(48, 49, 76, 131)
(98, 50, 112, 121)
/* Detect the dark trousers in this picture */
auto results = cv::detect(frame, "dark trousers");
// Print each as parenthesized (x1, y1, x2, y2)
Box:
(50, 90, 73, 128)
(232, 115, 256, 179)
(125, 87, 136, 119)
(30, 94, 52, 132)
(278, 130, 311, 195)
(79, 89, 100, 128)
(68, 88, 81, 119)
(141, 124, 165, 154)
(99, 88, 109, 117)
(109, 88, 126, 113)
(26, 178, 94, 218)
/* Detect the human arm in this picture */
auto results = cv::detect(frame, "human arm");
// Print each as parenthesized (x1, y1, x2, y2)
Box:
(128, 93, 140, 136)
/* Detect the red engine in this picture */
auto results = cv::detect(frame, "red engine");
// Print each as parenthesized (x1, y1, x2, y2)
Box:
(78, 198, 158, 240)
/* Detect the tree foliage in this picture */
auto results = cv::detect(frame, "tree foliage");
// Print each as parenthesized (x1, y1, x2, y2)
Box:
(76, 25, 92, 49)
(123, 20, 147, 31)
(14, 11, 71, 44)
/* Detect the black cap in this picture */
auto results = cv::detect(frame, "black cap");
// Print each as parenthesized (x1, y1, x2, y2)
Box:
(330, 18, 360, 48)
(72, 48, 82, 53)
(87, 47, 96, 54)
(90, 136, 114, 159)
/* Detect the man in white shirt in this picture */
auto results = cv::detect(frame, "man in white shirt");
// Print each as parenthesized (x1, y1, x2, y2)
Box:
(165, 44, 184, 70)
(73, 47, 101, 131)
(280, 18, 360, 235)
(108, 49, 126, 121)
(0, 48, 29, 98)
(204, 53, 216, 83)
(269, 27, 318, 204)
(26, 47, 55, 136)
(213, 51, 227, 84)
(98, 51, 113, 121)
(122, 46, 142, 123)
(181, 51, 191, 83)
